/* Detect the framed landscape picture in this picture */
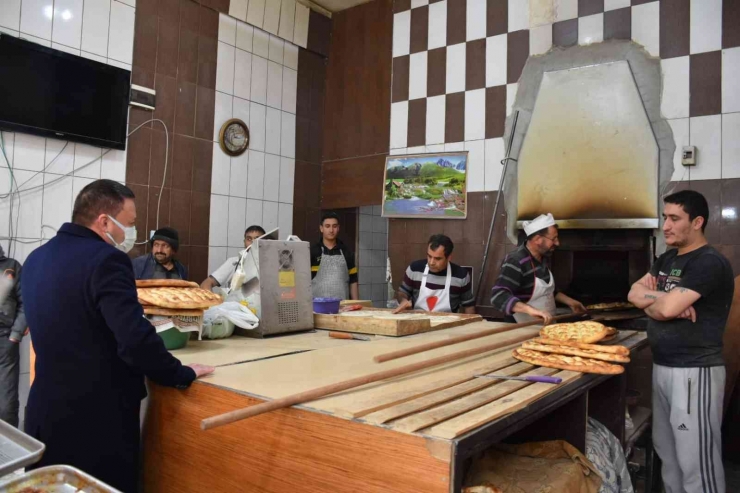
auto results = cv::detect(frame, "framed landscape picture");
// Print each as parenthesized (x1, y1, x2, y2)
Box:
(381, 151, 468, 219)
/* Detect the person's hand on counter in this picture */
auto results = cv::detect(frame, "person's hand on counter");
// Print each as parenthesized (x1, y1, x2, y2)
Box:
(188, 363, 215, 378)
(392, 298, 412, 314)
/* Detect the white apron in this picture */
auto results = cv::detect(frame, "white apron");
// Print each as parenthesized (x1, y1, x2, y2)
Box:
(311, 248, 350, 300)
(513, 267, 557, 323)
(414, 264, 452, 313)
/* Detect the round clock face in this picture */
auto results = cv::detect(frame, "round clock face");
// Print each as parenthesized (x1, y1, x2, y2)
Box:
(219, 119, 250, 156)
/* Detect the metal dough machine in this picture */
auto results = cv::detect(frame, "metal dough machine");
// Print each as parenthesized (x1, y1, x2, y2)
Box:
(228, 229, 314, 338)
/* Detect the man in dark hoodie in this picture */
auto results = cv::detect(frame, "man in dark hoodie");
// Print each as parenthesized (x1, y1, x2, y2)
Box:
(0, 244, 26, 427)
(131, 227, 188, 280)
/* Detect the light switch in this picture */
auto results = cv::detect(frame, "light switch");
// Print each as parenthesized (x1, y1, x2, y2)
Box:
(681, 146, 696, 166)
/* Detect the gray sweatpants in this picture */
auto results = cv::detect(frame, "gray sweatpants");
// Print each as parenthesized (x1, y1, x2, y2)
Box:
(653, 364, 725, 493)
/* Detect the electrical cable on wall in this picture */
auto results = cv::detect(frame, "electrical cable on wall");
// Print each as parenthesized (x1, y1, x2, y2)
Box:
(0, 118, 170, 254)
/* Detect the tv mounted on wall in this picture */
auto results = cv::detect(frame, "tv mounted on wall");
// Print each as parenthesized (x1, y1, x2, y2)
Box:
(0, 34, 131, 150)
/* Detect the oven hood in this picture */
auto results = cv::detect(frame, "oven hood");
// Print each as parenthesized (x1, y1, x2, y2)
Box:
(514, 61, 660, 230)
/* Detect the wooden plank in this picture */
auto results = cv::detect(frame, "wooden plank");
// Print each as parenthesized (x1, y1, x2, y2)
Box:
(314, 309, 482, 336)
(426, 370, 581, 439)
(143, 380, 449, 493)
(390, 367, 559, 434)
(363, 362, 533, 425)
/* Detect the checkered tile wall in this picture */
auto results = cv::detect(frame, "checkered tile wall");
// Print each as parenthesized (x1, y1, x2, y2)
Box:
(389, 0, 740, 192)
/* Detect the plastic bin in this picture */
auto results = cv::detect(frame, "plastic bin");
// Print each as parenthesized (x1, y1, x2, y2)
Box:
(313, 297, 341, 314)
(158, 327, 190, 350)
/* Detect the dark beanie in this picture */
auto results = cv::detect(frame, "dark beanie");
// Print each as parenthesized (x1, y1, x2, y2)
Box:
(150, 227, 179, 251)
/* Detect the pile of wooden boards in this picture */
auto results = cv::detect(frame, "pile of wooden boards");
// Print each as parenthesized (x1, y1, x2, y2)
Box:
(313, 307, 482, 336)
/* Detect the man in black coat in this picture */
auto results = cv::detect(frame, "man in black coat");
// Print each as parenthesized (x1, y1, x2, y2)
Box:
(21, 180, 214, 492)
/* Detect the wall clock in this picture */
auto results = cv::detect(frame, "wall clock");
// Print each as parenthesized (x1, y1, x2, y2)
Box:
(219, 118, 250, 156)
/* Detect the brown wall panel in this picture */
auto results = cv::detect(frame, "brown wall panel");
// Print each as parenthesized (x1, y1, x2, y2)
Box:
(321, 155, 389, 209)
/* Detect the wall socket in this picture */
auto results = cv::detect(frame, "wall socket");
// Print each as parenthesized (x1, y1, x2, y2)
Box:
(682, 146, 696, 166)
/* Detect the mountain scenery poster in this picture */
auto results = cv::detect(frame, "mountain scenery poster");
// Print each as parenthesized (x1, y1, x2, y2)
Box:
(382, 151, 468, 219)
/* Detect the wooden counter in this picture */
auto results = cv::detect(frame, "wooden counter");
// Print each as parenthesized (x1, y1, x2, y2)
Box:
(142, 323, 649, 493)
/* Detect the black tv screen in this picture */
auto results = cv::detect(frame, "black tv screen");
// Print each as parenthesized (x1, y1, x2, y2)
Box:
(0, 34, 131, 150)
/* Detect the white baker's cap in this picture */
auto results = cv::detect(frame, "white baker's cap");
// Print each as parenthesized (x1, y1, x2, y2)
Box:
(523, 213, 556, 236)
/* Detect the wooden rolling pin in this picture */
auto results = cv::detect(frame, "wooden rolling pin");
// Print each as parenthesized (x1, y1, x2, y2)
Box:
(200, 332, 534, 431)
(373, 312, 591, 363)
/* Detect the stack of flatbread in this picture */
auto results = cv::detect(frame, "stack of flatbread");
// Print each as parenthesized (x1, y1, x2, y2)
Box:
(512, 321, 629, 375)
(136, 279, 223, 316)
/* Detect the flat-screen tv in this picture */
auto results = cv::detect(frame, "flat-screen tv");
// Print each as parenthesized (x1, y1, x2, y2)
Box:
(0, 34, 131, 150)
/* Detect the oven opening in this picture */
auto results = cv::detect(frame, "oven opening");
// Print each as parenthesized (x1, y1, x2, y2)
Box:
(567, 251, 631, 305)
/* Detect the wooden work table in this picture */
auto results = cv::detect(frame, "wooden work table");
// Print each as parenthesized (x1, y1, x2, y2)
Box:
(142, 322, 649, 493)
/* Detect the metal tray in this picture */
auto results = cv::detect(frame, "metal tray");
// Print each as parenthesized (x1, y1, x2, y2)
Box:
(0, 465, 122, 492)
(0, 419, 45, 477)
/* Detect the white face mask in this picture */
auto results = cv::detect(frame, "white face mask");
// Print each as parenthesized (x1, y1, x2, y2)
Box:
(105, 215, 137, 253)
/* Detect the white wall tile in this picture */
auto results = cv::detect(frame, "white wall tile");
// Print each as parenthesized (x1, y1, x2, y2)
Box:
(247, 150, 265, 199)
(52, 0, 83, 49)
(407, 145, 426, 154)
(393, 10, 411, 58)
(723, 48, 740, 114)
(227, 246, 242, 258)
(14, 170, 43, 238)
(466, 0, 486, 41)
(604, 0, 629, 11)
(411, 0, 428, 8)
(71, 176, 94, 200)
(278, 202, 292, 239)
(283, 42, 298, 70)
(51, 42, 80, 54)
(233, 96, 251, 128)
(18, 32, 51, 46)
(508, 0, 529, 31)
(279, 156, 294, 203)
(236, 20, 254, 52)
(281, 67, 297, 114)
(0, 26, 20, 37)
(80, 50, 106, 63)
(229, 0, 248, 22)
(554, 0, 577, 22)
(249, 102, 266, 151)
(661, 56, 690, 119)
(278, 0, 296, 41)
(107, 59, 131, 70)
(253, 28, 269, 58)
(228, 196, 247, 247)
(219, 13, 237, 45)
(119, 0, 135, 8)
(13, 133, 46, 171)
(667, 118, 690, 182)
(293, 2, 309, 48)
(20, 0, 52, 39)
(464, 89, 485, 141)
(101, 148, 126, 182)
(486, 34, 507, 87)
(245, 198, 263, 229)
(690, 0, 722, 55)
(268, 34, 284, 63)
(280, 111, 295, 158)
(390, 101, 409, 149)
(212, 143, 231, 195)
(506, 82, 518, 115)
(41, 173, 73, 231)
(426, 144, 444, 153)
(247, 0, 266, 28)
(44, 138, 74, 175)
(107, 2, 134, 64)
(262, 200, 279, 230)
(578, 13, 603, 45)
(464, 140, 484, 192)
(265, 107, 281, 155)
(74, 143, 101, 178)
(689, 114, 722, 180)
(250, 54, 268, 104)
(266, 60, 283, 108)
(722, 113, 740, 179)
(446, 42, 466, 94)
(0, 0, 21, 31)
(632, 2, 659, 57)
(530, 24, 552, 55)
(262, 0, 281, 35)
(445, 142, 464, 152)
(208, 247, 228, 273)
(428, 0, 447, 50)
(216, 42, 236, 95)
(426, 95, 445, 145)
(234, 49, 252, 100)
(229, 152, 249, 197)
(484, 137, 505, 190)
(389, 147, 407, 155)
(213, 91, 233, 142)
(409, 51, 427, 100)
(263, 153, 281, 199)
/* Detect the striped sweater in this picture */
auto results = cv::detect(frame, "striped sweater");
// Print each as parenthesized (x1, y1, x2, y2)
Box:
(399, 260, 474, 312)
(490, 244, 558, 315)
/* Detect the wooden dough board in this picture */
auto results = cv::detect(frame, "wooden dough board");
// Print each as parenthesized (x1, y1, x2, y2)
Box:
(313, 307, 482, 336)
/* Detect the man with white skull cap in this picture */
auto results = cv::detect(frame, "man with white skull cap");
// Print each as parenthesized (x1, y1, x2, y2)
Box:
(490, 213, 586, 324)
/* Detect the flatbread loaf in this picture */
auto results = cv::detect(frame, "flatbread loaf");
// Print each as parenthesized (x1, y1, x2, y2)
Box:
(513, 348, 624, 375)
(521, 341, 630, 363)
(143, 306, 205, 317)
(533, 337, 629, 356)
(137, 287, 222, 309)
(135, 279, 200, 288)
(586, 301, 635, 311)
(539, 321, 609, 343)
